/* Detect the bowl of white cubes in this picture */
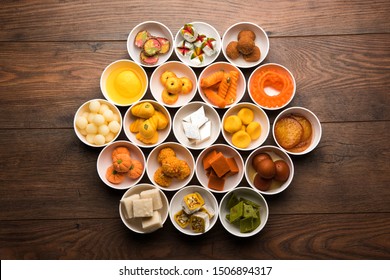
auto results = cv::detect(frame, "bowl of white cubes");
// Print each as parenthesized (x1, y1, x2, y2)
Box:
(119, 183, 169, 234)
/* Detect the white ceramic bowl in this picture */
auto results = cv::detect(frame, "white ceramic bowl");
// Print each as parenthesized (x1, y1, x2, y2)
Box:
(123, 100, 171, 148)
(198, 62, 245, 109)
(74, 98, 122, 147)
(172, 101, 221, 150)
(169, 185, 219, 235)
(127, 21, 174, 67)
(272, 106, 322, 155)
(248, 63, 296, 110)
(174, 22, 222, 68)
(97, 140, 145, 190)
(222, 22, 269, 68)
(150, 61, 197, 108)
(119, 184, 169, 234)
(196, 144, 244, 194)
(146, 142, 195, 192)
(221, 102, 270, 151)
(219, 186, 269, 237)
(245, 145, 294, 195)
(100, 59, 148, 107)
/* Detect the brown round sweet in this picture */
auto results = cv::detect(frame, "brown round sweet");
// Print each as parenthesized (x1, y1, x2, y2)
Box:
(252, 153, 271, 171)
(243, 46, 261, 62)
(238, 30, 256, 41)
(274, 160, 290, 182)
(226, 41, 240, 59)
(274, 116, 304, 149)
(253, 173, 272, 191)
(237, 36, 255, 55)
(256, 158, 276, 179)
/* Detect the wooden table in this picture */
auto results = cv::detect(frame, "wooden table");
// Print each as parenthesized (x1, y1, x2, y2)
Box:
(0, 0, 389, 260)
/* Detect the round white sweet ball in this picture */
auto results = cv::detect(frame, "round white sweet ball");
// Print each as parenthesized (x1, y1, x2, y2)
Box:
(103, 109, 114, 122)
(99, 104, 109, 114)
(98, 124, 110, 136)
(94, 134, 106, 145)
(86, 123, 98, 134)
(89, 100, 101, 113)
(108, 120, 120, 133)
(93, 114, 105, 126)
(75, 116, 88, 130)
(86, 134, 96, 144)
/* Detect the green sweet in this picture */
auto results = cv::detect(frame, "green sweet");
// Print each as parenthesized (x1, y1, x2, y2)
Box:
(226, 193, 240, 209)
(229, 201, 244, 223)
(240, 217, 254, 233)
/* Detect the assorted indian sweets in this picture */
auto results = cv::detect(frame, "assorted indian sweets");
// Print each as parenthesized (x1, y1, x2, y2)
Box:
(75, 100, 121, 146)
(225, 29, 261, 62)
(249, 64, 294, 109)
(274, 114, 313, 153)
(176, 23, 218, 66)
(159, 70, 193, 105)
(129, 102, 169, 145)
(202, 149, 239, 191)
(174, 192, 215, 233)
(224, 192, 261, 233)
(105, 146, 144, 184)
(153, 147, 191, 188)
(181, 106, 211, 145)
(223, 107, 261, 149)
(251, 152, 290, 191)
(134, 30, 171, 65)
(120, 188, 165, 232)
(200, 69, 240, 108)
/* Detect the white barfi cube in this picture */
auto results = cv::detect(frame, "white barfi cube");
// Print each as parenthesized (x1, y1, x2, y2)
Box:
(196, 120, 211, 145)
(140, 189, 163, 210)
(132, 198, 153, 218)
(120, 194, 140, 219)
(142, 211, 162, 232)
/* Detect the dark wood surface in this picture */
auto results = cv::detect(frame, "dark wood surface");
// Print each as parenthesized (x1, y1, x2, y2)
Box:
(0, 0, 389, 260)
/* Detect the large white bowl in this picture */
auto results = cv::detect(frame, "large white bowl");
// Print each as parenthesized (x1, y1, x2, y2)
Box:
(119, 184, 169, 234)
(219, 187, 269, 237)
(74, 98, 122, 148)
(272, 106, 322, 155)
(96, 140, 146, 190)
(198, 62, 246, 109)
(150, 61, 197, 108)
(174, 22, 222, 68)
(196, 144, 244, 194)
(221, 102, 270, 151)
(123, 100, 171, 148)
(127, 21, 174, 67)
(169, 185, 219, 236)
(100, 59, 148, 107)
(146, 142, 195, 191)
(245, 145, 294, 195)
(172, 101, 220, 150)
(222, 22, 269, 68)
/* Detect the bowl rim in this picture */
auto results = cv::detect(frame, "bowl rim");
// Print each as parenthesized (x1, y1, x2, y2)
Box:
(100, 59, 148, 107)
(73, 98, 122, 148)
(149, 60, 198, 108)
(244, 145, 294, 195)
(96, 140, 146, 190)
(168, 184, 219, 236)
(197, 61, 246, 109)
(172, 101, 221, 150)
(126, 21, 174, 68)
(272, 106, 322, 155)
(146, 141, 195, 191)
(123, 99, 172, 148)
(221, 101, 270, 151)
(195, 143, 245, 193)
(221, 21, 270, 68)
(119, 183, 169, 234)
(218, 186, 269, 237)
(248, 62, 296, 111)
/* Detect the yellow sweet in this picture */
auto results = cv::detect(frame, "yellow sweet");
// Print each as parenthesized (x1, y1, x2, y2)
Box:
(232, 130, 251, 149)
(224, 115, 242, 134)
(130, 118, 145, 133)
(237, 108, 254, 125)
(131, 102, 155, 119)
(136, 131, 159, 144)
(246, 121, 261, 140)
(139, 119, 157, 139)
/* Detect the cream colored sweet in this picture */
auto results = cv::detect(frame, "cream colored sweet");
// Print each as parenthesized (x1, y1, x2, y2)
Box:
(120, 194, 140, 219)
(182, 106, 211, 145)
(140, 189, 163, 210)
(133, 198, 154, 218)
(142, 211, 163, 232)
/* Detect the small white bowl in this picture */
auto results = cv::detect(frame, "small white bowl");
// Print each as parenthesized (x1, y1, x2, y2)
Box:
(273, 106, 322, 155)
(221, 102, 270, 151)
(97, 140, 145, 190)
(219, 186, 269, 237)
(248, 63, 296, 110)
(172, 101, 220, 150)
(150, 61, 197, 108)
(245, 145, 294, 195)
(198, 62, 245, 109)
(196, 144, 244, 194)
(74, 98, 122, 147)
(169, 185, 219, 235)
(127, 21, 174, 67)
(123, 100, 171, 148)
(146, 142, 195, 191)
(100, 59, 148, 107)
(119, 184, 169, 234)
(222, 22, 269, 68)
(174, 22, 222, 68)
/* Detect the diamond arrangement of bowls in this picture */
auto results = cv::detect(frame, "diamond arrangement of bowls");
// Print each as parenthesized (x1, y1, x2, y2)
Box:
(73, 21, 322, 235)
